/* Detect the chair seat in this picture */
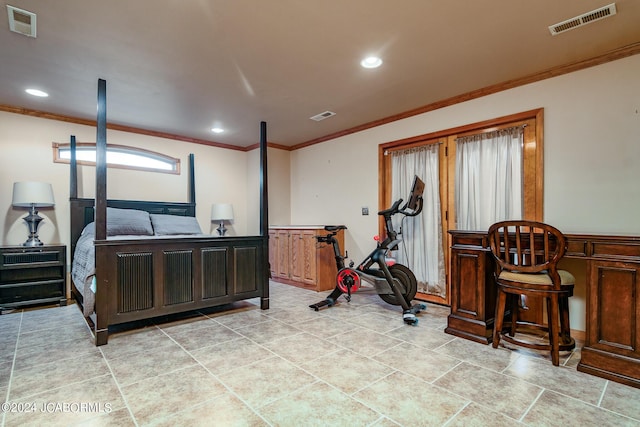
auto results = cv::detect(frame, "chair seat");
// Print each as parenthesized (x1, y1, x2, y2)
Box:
(498, 269, 575, 286)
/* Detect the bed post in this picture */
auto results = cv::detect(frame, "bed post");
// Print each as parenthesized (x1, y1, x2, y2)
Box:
(95, 79, 107, 241)
(70, 135, 77, 199)
(260, 121, 269, 310)
(94, 78, 109, 345)
(69, 135, 78, 257)
(188, 153, 195, 204)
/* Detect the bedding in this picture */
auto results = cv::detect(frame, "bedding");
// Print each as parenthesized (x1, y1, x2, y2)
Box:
(71, 209, 206, 316)
(71, 224, 97, 316)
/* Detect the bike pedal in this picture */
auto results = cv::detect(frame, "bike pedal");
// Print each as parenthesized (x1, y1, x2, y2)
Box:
(403, 311, 418, 325)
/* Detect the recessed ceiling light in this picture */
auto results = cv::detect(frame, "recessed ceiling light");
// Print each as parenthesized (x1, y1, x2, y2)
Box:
(211, 127, 224, 134)
(360, 56, 383, 69)
(25, 88, 48, 97)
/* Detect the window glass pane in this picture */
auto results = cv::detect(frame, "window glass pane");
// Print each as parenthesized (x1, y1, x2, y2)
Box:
(56, 144, 179, 174)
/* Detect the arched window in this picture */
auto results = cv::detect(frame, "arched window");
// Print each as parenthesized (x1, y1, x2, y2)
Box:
(53, 143, 180, 174)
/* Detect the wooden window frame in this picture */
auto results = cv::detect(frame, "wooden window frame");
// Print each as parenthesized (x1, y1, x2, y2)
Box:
(53, 142, 181, 175)
(378, 108, 544, 305)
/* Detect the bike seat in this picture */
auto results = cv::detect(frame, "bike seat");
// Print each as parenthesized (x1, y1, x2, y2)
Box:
(325, 225, 347, 232)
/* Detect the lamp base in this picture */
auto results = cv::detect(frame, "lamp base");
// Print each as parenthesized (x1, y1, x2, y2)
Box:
(216, 222, 227, 236)
(23, 237, 44, 247)
(22, 206, 45, 247)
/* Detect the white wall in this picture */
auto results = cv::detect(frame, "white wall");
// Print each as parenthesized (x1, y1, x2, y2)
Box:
(288, 54, 640, 332)
(0, 112, 253, 250)
(246, 146, 291, 235)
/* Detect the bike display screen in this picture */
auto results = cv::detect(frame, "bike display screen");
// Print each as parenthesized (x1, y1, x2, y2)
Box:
(407, 175, 425, 211)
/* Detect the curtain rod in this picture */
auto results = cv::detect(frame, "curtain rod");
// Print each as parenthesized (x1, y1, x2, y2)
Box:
(455, 123, 526, 142)
(384, 141, 442, 156)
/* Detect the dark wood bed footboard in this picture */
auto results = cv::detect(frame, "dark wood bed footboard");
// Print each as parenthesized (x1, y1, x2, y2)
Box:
(93, 236, 267, 345)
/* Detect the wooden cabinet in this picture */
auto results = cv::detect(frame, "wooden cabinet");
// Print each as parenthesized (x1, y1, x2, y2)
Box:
(445, 231, 496, 344)
(0, 245, 67, 311)
(447, 230, 640, 389)
(269, 226, 344, 292)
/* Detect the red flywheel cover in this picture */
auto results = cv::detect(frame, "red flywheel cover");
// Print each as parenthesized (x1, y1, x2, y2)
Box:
(337, 268, 360, 294)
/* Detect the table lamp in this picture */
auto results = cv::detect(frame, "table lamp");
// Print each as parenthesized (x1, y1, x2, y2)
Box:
(12, 181, 55, 246)
(211, 203, 234, 236)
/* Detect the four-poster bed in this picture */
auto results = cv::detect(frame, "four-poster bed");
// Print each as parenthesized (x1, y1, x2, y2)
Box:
(69, 79, 269, 345)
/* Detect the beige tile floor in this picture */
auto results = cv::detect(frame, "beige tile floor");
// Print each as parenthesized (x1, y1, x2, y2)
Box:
(1, 281, 640, 426)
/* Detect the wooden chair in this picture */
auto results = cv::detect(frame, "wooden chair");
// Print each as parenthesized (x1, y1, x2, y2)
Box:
(488, 220, 575, 365)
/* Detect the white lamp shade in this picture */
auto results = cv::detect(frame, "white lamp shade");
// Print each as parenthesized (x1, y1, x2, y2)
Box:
(12, 182, 55, 207)
(211, 203, 234, 221)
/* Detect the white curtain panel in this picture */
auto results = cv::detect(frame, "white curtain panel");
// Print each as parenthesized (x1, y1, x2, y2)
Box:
(391, 145, 446, 297)
(455, 127, 524, 231)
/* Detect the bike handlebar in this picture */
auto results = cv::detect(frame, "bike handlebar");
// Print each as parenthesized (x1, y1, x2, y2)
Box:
(378, 196, 423, 218)
(401, 196, 423, 217)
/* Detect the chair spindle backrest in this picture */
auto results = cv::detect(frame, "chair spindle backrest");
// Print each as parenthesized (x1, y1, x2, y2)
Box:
(488, 220, 567, 288)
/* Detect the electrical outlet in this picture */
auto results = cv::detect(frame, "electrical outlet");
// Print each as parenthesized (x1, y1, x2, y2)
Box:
(362, 207, 369, 215)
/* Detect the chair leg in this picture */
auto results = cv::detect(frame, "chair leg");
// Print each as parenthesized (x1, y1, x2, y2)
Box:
(548, 294, 560, 366)
(559, 296, 571, 345)
(493, 289, 507, 348)
(509, 294, 519, 337)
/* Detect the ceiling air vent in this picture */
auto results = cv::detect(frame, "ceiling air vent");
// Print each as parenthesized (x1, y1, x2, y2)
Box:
(310, 111, 336, 122)
(549, 3, 616, 35)
(7, 5, 37, 38)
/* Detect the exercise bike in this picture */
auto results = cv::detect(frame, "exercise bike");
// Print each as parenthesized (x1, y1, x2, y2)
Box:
(309, 176, 427, 325)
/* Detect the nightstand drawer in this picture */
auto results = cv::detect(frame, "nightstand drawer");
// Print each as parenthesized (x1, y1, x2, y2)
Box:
(1, 250, 63, 267)
(0, 266, 64, 284)
(0, 280, 65, 305)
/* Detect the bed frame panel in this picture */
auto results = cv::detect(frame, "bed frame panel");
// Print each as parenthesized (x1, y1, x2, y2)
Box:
(70, 79, 269, 345)
(92, 235, 266, 344)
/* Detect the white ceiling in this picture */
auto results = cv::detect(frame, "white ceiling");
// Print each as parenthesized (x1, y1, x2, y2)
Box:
(1, 1, 639, 149)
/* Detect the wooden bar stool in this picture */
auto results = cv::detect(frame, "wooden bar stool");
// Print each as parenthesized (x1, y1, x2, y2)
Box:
(488, 220, 575, 366)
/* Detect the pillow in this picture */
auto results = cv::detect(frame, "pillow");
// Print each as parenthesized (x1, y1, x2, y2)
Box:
(81, 222, 95, 236)
(105, 207, 154, 236)
(150, 214, 203, 235)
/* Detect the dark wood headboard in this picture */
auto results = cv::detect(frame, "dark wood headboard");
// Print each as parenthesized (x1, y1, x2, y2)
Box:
(69, 198, 196, 259)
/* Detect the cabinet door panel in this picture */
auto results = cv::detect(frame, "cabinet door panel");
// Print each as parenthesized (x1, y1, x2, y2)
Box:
(453, 250, 483, 318)
(276, 230, 290, 279)
(268, 230, 277, 277)
(301, 230, 317, 284)
(290, 230, 317, 285)
(588, 262, 639, 356)
(290, 230, 303, 282)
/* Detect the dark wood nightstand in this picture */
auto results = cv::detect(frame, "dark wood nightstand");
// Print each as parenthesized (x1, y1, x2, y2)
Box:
(0, 245, 67, 312)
